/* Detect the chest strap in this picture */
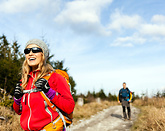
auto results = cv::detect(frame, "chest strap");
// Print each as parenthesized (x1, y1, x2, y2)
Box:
(23, 88, 41, 94)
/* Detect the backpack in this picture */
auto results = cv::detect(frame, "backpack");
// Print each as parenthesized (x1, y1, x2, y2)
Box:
(119, 88, 133, 102)
(41, 69, 73, 130)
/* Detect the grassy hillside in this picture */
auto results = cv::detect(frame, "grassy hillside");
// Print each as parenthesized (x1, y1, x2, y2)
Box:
(132, 98, 165, 131)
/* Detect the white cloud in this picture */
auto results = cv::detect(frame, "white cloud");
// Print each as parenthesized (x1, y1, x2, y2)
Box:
(0, 0, 60, 14)
(54, 0, 113, 35)
(110, 34, 146, 47)
(151, 14, 165, 24)
(108, 9, 143, 31)
(0, 0, 43, 13)
(139, 24, 165, 37)
(111, 42, 133, 47)
(108, 10, 165, 46)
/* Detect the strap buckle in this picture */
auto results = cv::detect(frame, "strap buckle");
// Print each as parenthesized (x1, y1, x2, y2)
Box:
(52, 123, 56, 129)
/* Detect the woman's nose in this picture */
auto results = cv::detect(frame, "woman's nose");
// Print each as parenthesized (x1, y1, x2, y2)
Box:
(29, 50, 33, 55)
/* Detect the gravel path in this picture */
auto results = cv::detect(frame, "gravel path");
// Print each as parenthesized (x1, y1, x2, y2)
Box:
(68, 105, 140, 131)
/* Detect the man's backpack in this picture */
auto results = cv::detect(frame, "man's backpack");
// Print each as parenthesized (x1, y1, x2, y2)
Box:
(119, 88, 133, 102)
(41, 69, 73, 130)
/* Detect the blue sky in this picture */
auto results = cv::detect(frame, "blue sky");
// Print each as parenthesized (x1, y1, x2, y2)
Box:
(0, 0, 165, 96)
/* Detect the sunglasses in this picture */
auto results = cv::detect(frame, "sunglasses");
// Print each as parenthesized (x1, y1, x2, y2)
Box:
(24, 47, 43, 54)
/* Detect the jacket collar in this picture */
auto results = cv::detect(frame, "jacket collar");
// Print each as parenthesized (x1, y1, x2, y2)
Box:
(28, 69, 40, 78)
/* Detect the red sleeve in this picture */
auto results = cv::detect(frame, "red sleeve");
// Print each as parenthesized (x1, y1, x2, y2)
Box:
(13, 102, 22, 115)
(49, 73, 75, 114)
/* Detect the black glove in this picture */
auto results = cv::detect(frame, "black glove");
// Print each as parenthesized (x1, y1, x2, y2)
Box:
(14, 82, 23, 99)
(35, 78, 50, 93)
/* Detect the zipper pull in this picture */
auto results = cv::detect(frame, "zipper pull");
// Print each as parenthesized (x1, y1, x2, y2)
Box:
(23, 94, 27, 105)
(23, 94, 25, 103)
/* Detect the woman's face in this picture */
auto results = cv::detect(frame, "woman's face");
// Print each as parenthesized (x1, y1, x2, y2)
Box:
(25, 44, 43, 71)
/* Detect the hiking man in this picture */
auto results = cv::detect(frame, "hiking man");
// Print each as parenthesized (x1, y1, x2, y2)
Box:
(117, 82, 132, 120)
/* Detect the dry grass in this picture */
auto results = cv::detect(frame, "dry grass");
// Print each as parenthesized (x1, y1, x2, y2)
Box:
(133, 97, 165, 108)
(132, 98, 165, 131)
(0, 106, 23, 131)
(73, 100, 117, 124)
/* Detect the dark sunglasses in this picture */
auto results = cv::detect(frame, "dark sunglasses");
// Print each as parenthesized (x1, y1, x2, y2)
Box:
(24, 47, 43, 54)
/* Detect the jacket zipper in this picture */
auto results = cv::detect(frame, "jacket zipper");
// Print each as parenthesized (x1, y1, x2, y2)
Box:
(27, 93, 32, 131)
(26, 72, 53, 130)
(27, 73, 36, 131)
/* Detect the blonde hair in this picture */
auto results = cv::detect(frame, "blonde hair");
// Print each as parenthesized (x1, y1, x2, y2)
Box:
(21, 54, 53, 89)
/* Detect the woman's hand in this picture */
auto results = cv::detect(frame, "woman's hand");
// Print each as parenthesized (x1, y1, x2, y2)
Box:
(35, 78, 50, 93)
(14, 82, 23, 99)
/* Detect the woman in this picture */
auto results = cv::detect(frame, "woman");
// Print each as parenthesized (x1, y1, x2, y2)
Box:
(13, 39, 75, 131)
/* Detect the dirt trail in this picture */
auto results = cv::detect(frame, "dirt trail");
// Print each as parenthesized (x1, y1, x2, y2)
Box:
(68, 105, 140, 131)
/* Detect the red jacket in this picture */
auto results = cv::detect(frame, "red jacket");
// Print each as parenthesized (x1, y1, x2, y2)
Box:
(13, 70, 75, 131)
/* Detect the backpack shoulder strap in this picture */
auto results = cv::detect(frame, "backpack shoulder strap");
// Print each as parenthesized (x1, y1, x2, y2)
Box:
(120, 88, 122, 92)
(126, 87, 132, 94)
(40, 70, 72, 129)
(41, 69, 73, 116)
(126, 88, 129, 93)
(42, 70, 54, 81)
(40, 70, 57, 112)
(40, 91, 56, 111)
